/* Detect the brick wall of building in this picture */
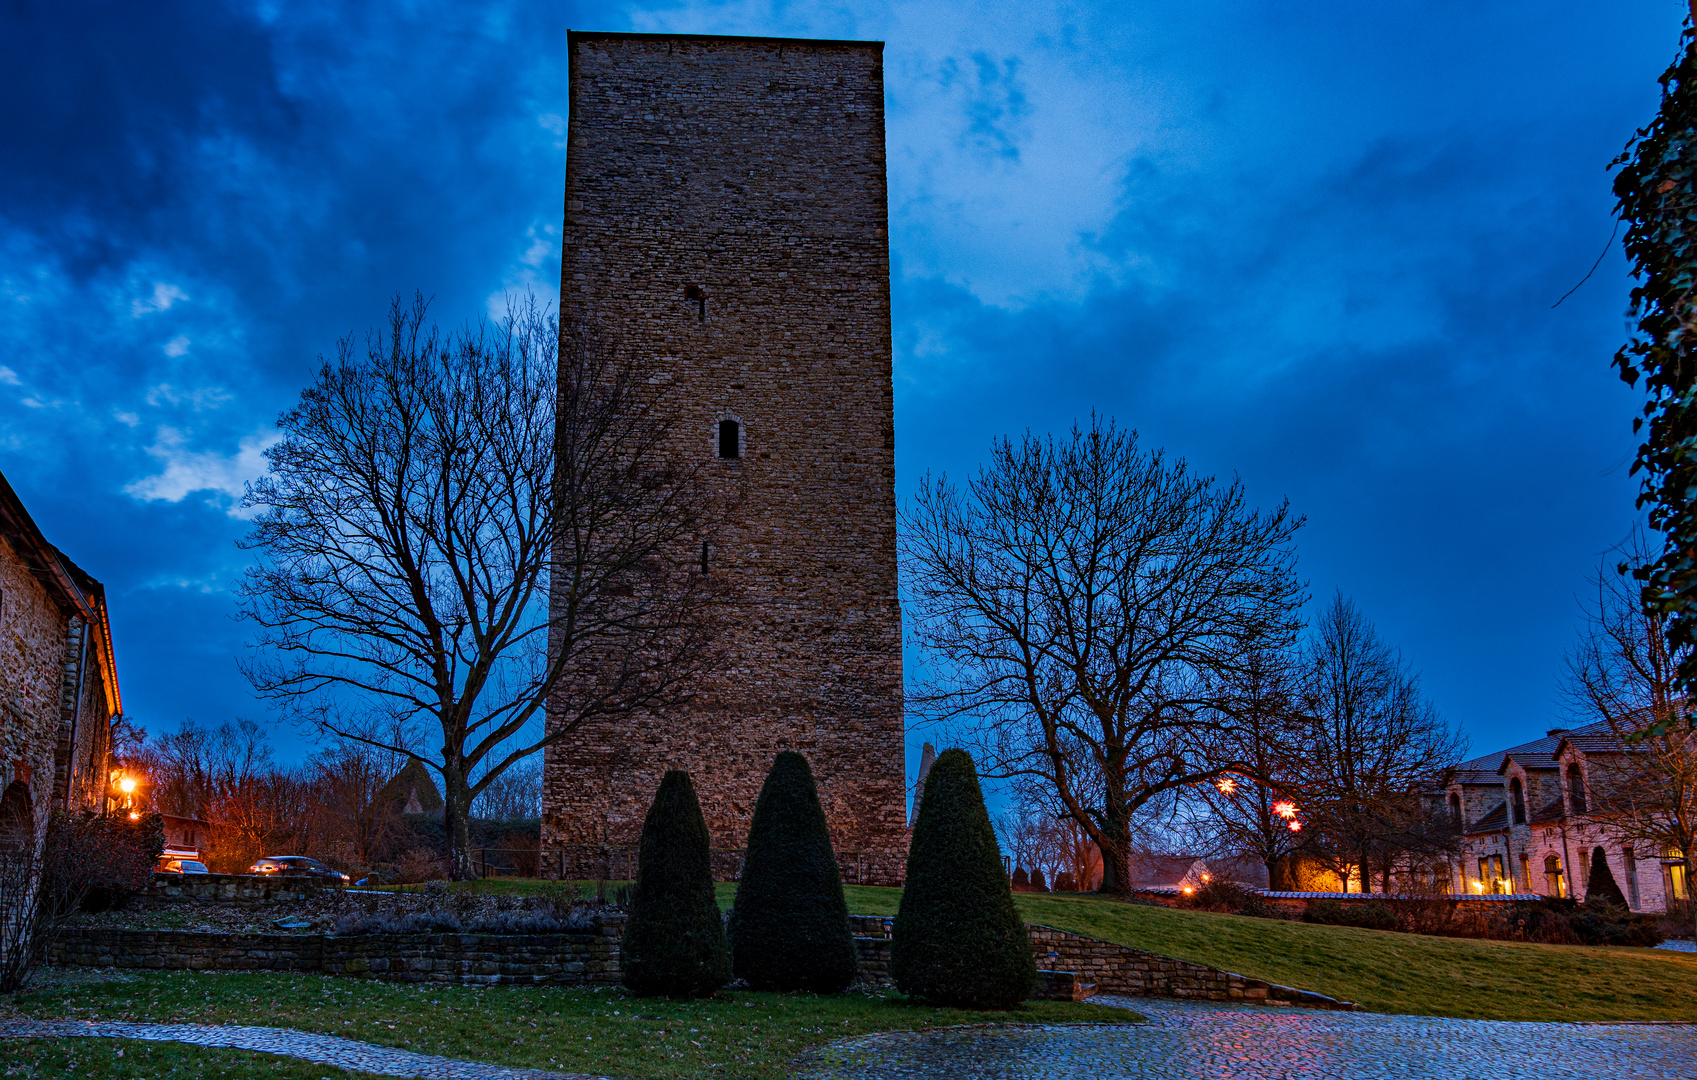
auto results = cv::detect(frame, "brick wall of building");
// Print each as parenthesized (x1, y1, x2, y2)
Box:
(544, 32, 908, 883)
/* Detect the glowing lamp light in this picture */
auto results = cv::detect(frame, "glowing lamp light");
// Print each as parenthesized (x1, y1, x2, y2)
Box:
(127, 812, 140, 821)
(1287, 820, 1303, 832)
(1216, 777, 1236, 794)
(118, 777, 136, 794)
(1272, 800, 1298, 820)
(1181, 886, 1194, 895)
(1200, 872, 1212, 882)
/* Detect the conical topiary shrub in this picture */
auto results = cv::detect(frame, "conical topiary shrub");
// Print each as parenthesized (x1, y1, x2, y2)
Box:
(892, 749, 1036, 1008)
(1584, 846, 1629, 908)
(1012, 867, 1029, 889)
(621, 770, 731, 998)
(728, 751, 858, 993)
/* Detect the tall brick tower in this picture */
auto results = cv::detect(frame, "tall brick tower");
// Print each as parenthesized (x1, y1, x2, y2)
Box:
(541, 32, 907, 884)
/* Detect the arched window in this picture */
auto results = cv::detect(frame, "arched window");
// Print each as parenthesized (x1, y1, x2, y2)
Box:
(717, 419, 740, 459)
(1448, 792, 1462, 833)
(1509, 777, 1526, 825)
(1566, 763, 1587, 814)
(1544, 853, 1565, 899)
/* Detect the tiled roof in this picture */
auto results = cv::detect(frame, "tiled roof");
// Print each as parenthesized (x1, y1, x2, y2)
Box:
(1528, 798, 1566, 825)
(1447, 721, 1614, 785)
(1470, 801, 1509, 832)
(1498, 753, 1559, 774)
(1560, 733, 1629, 754)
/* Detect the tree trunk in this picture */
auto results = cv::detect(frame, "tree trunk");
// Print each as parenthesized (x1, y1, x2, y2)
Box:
(443, 768, 475, 882)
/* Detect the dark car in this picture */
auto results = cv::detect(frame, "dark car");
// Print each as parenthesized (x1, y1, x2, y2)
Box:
(248, 856, 350, 885)
(155, 857, 209, 874)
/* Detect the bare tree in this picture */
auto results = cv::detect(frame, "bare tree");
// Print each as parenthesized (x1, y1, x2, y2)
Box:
(1295, 594, 1465, 893)
(1565, 531, 1697, 934)
(308, 741, 408, 869)
(902, 419, 1305, 896)
(239, 295, 717, 878)
(1178, 646, 1310, 888)
(472, 759, 542, 821)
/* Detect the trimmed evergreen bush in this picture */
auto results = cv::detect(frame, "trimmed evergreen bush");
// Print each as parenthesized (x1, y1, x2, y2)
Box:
(892, 748, 1036, 1008)
(1584, 846, 1629, 909)
(621, 770, 731, 998)
(1012, 867, 1029, 888)
(728, 751, 857, 993)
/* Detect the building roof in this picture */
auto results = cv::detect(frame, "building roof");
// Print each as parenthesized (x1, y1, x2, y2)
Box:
(0, 466, 121, 717)
(1471, 801, 1509, 832)
(1528, 798, 1566, 826)
(1447, 721, 1613, 785)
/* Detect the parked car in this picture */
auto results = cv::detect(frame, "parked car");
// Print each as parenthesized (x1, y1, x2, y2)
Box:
(155, 857, 209, 875)
(247, 856, 351, 885)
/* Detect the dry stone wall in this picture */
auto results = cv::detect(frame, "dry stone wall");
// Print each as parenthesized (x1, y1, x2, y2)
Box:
(545, 32, 907, 884)
(50, 918, 627, 987)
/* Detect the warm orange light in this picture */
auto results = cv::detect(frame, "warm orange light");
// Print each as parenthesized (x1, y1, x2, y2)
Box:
(127, 811, 140, 821)
(118, 777, 136, 794)
(1182, 886, 1194, 895)
(1272, 800, 1298, 820)
(1216, 777, 1236, 794)
(1200, 872, 1212, 882)
(1287, 820, 1303, 832)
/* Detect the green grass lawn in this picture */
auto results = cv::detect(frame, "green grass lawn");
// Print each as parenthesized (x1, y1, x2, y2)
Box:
(0, 1037, 388, 1079)
(3, 972, 1128, 1080)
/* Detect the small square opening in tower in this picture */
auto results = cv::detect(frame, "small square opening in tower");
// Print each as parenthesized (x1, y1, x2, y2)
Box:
(718, 419, 740, 459)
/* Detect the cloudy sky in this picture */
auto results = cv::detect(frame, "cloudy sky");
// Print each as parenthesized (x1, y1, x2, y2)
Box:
(0, 0, 1683, 770)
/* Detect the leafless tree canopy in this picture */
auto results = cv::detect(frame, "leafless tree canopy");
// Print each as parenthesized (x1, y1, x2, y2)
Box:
(1174, 646, 1311, 887)
(1565, 530, 1697, 933)
(902, 418, 1305, 895)
(1292, 594, 1465, 892)
(238, 295, 717, 877)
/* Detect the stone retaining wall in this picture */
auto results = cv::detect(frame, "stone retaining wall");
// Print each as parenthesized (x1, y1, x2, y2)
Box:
(53, 912, 1354, 1006)
(846, 916, 1356, 1009)
(144, 873, 329, 904)
(49, 916, 626, 986)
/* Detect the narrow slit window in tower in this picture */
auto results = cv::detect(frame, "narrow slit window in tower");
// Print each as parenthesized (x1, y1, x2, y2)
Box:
(718, 419, 740, 459)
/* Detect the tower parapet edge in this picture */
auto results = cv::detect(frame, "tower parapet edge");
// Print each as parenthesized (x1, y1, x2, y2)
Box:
(542, 32, 908, 885)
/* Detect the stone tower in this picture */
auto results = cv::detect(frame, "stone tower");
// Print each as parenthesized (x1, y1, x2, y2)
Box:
(541, 31, 908, 885)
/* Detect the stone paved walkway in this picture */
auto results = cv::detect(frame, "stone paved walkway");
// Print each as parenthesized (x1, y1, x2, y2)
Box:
(0, 1019, 617, 1079)
(791, 997, 1697, 1080)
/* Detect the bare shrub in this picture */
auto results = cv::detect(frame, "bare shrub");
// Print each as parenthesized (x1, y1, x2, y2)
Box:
(393, 848, 448, 884)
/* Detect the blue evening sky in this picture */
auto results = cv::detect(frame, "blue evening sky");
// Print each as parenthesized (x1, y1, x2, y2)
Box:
(0, 1, 1682, 775)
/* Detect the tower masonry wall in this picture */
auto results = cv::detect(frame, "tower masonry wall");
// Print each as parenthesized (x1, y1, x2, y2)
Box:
(543, 32, 908, 884)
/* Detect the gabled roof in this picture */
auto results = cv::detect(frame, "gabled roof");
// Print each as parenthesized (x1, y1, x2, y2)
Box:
(1556, 732, 1629, 756)
(0, 466, 120, 716)
(1447, 721, 1613, 785)
(1498, 752, 1559, 775)
(1528, 798, 1566, 826)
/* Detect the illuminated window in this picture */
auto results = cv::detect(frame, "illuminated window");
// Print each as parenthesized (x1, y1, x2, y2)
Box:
(1544, 853, 1565, 899)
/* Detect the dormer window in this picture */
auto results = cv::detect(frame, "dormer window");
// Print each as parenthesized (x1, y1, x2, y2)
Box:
(718, 419, 741, 459)
(1509, 777, 1526, 825)
(1566, 762, 1587, 814)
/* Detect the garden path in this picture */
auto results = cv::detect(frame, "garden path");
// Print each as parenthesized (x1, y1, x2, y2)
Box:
(0, 1018, 614, 1079)
(792, 996, 1697, 1080)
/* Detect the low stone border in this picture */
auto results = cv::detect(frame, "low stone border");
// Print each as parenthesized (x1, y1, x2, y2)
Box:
(846, 916, 1360, 1010)
(48, 918, 626, 986)
(0, 1018, 609, 1079)
(145, 872, 328, 903)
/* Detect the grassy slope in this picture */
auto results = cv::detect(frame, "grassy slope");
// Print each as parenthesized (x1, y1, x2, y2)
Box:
(837, 884, 1697, 1022)
(4, 973, 1127, 1080)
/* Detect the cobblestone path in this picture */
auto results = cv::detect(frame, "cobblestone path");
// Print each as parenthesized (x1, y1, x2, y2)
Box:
(0, 1019, 617, 1079)
(792, 997, 1697, 1080)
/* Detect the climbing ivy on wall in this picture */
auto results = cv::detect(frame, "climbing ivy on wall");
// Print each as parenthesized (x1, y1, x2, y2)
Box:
(1613, 25, 1697, 727)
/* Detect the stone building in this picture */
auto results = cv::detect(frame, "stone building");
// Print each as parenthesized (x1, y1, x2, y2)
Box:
(1445, 720, 1685, 912)
(0, 468, 120, 857)
(542, 32, 908, 883)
